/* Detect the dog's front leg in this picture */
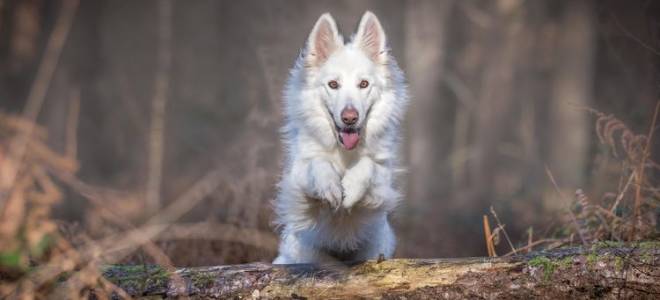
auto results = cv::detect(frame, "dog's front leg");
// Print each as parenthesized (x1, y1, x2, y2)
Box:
(344, 159, 400, 210)
(302, 158, 343, 208)
(341, 157, 375, 209)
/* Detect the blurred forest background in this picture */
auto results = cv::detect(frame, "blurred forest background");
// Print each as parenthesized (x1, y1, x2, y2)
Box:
(1, 0, 659, 267)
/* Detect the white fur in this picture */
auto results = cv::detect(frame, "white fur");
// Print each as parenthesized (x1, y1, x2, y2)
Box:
(273, 11, 408, 264)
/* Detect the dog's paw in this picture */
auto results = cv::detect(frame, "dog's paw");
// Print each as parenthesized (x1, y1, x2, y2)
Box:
(358, 193, 384, 209)
(303, 160, 343, 208)
(316, 177, 343, 208)
(360, 183, 398, 209)
(341, 173, 368, 209)
(309, 167, 343, 208)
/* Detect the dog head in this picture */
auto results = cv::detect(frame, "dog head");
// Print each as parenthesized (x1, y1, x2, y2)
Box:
(303, 12, 389, 151)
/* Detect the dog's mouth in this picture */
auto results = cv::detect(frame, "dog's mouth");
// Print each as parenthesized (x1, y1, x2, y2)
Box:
(336, 126, 361, 150)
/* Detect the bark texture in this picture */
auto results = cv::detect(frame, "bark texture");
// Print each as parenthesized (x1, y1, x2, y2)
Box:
(102, 242, 659, 299)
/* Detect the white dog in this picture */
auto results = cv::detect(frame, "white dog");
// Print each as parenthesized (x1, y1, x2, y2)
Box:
(273, 11, 408, 264)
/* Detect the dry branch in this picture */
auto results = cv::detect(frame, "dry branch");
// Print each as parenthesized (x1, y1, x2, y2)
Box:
(101, 243, 660, 299)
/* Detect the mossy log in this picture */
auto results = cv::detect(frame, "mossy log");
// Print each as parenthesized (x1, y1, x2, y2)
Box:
(102, 242, 659, 299)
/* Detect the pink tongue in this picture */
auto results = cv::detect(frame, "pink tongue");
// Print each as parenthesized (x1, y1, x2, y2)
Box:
(340, 131, 360, 150)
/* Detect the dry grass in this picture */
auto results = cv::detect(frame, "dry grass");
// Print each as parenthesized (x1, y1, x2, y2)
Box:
(0, 112, 146, 298)
(0, 112, 278, 298)
(484, 102, 660, 256)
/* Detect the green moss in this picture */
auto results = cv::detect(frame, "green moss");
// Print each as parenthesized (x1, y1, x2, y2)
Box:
(613, 256, 624, 272)
(145, 267, 170, 287)
(557, 256, 574, 269)
(102, 265, 170, 292)
(528, 256, 556, 281)
(586, 253, 598, 268)
(354, 260, 400, 275)
(0, 249, 25, 270)
(56, 271, 73, 282)
(528, 255, 578, 281)
(637, 241, 660, 250)
(591, 241, 624, 250)
(640, 253, 652, 264)
(103, 264, 159, 275)
(189, 271, 216, 288)
(30, 234, 53, 258)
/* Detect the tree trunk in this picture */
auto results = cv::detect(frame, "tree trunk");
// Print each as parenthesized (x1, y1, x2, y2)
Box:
(101, 243, 659, 299)
(544, 0, 594, 211)
(402, 0, 455, 258)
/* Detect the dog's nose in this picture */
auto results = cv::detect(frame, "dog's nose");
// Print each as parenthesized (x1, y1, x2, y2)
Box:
(341, 107, 359, 125)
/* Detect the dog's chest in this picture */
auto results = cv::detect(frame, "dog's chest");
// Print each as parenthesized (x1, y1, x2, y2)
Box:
(329, 147, 363, 173)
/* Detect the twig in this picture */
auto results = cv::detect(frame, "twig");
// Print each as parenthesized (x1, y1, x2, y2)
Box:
(483, 215, 497, 257)
(18, 168, 225, 291)
(545, 165, 588, 245)
(65, 87, 80, 161)
(53, 169, 185, 291)
(611, 13, 660, 56)
(596, 206, 623, 220)
(595, 210, 621, 242)
(53, 170, 280, 250)
(526, 227, 533, 254)
(490, 206, 517, 255)
(146, 169, 224, 226)
(630, 100, 660, 239)
(0, 0, 79, 205)
(502, 238, 566, 257)
(611, 170, 636, 214)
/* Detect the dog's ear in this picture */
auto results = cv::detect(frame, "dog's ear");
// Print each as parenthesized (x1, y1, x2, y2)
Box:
(354, 11, 387, 64)
(306, 13, 343, 68)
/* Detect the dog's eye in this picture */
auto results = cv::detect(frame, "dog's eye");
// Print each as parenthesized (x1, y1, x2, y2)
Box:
(328, 80, 339, 89)
(359, 80, 369, 89)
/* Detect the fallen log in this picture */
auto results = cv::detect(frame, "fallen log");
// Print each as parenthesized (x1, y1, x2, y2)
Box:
(102, 241, 659, 299)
